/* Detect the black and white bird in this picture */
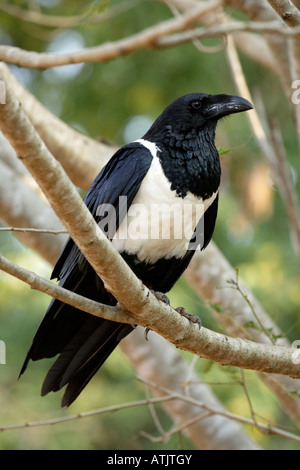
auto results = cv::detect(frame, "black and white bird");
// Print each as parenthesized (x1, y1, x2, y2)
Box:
(20, 93, 253, 407)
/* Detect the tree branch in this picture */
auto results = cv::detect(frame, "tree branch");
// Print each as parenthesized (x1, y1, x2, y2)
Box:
(0, 253, 134, 325)
(167, 0, 277, 72)
(266, 0, 300, 26)
(225, 0, 292, 96)
(2, 247, 299, 379)
(0, 0, 141, 28)
(0, 1, 223, 69)
(2, 19, 300, 70)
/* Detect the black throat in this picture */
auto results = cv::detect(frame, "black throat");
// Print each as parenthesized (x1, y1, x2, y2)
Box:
(145, 122, 221, 200)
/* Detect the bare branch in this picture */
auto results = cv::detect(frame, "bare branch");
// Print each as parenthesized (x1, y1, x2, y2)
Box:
(159, 20, 300, 48)
(267, 0, 300, 103)
(0, 0, 141, 28)
(1, 248, 299, 379)
(137, 376, 300, 444)
(0, 253, 133, 324)
(3, 371, 299, 444)
(121, 330, 260, 450)
(0, 227, 67, 235)
(225, 0, 292, 95)
(0, 395, 178, 433)
(2, 17, 300, 70)
(167, 0, 276, 72)
(0, 1, 223, 69)
(266, 0, 300, 26)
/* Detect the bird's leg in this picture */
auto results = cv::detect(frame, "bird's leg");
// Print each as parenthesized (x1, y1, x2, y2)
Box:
(144, 290, 171, 340)
(145, 291, 201, 339)
(175, 306, 202, 329)
(153, 290, 201, 329)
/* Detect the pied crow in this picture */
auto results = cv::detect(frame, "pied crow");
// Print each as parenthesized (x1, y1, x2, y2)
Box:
(20, 93, 253, 407)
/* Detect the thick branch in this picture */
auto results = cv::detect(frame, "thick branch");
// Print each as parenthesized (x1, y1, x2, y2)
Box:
(267, 0, 300, 26)
(0, 250, 299, 379)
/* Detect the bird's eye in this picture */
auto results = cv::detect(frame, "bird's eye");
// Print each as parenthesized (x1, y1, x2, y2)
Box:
(191, 100, 201, 110)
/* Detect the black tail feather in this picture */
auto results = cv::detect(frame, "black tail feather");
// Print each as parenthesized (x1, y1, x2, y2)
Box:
(60, 323, 133, 408)
(41, 319, 133, 399)
(20, 260, 133, 407)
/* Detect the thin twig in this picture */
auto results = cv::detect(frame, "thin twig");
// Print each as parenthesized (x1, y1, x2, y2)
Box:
(0, 0, 223, 69)
(140, 411, 213, 443)
(0, 0, 142, 28)
(0, 252, 134, 325)
(0, 227, 67, 235)
(137, 376, 300, 443)
(227, 272, 276, 344)
(240, 370, 259, 427)
(0, 395, 177, 432)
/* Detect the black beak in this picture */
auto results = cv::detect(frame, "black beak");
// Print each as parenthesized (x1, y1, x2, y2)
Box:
(204, 94, 253, 119)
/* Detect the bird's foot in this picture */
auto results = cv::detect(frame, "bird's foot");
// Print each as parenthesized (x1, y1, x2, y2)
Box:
(151, 290, 170, 305)
(145, 291, 201, 338)
(175, 306, 202, 329)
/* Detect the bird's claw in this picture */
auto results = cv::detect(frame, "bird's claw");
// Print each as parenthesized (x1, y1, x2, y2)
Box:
(144, 327, 150, 341)
(151, 290, 170, 305)
(146, 291, 201, 338)
(175, 306, 202, 329)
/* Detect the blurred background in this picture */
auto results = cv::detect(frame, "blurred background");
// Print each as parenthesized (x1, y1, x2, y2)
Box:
(0, 0, 300, 450)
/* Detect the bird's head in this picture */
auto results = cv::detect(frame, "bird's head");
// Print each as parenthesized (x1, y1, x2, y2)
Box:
(143, 93, 253, 141)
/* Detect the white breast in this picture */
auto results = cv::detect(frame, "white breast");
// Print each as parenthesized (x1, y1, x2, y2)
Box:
(112, 139, 217, 264)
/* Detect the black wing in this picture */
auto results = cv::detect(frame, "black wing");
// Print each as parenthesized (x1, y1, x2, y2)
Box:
(52, 142, 153, 281)
(20, 143, 153, 407)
